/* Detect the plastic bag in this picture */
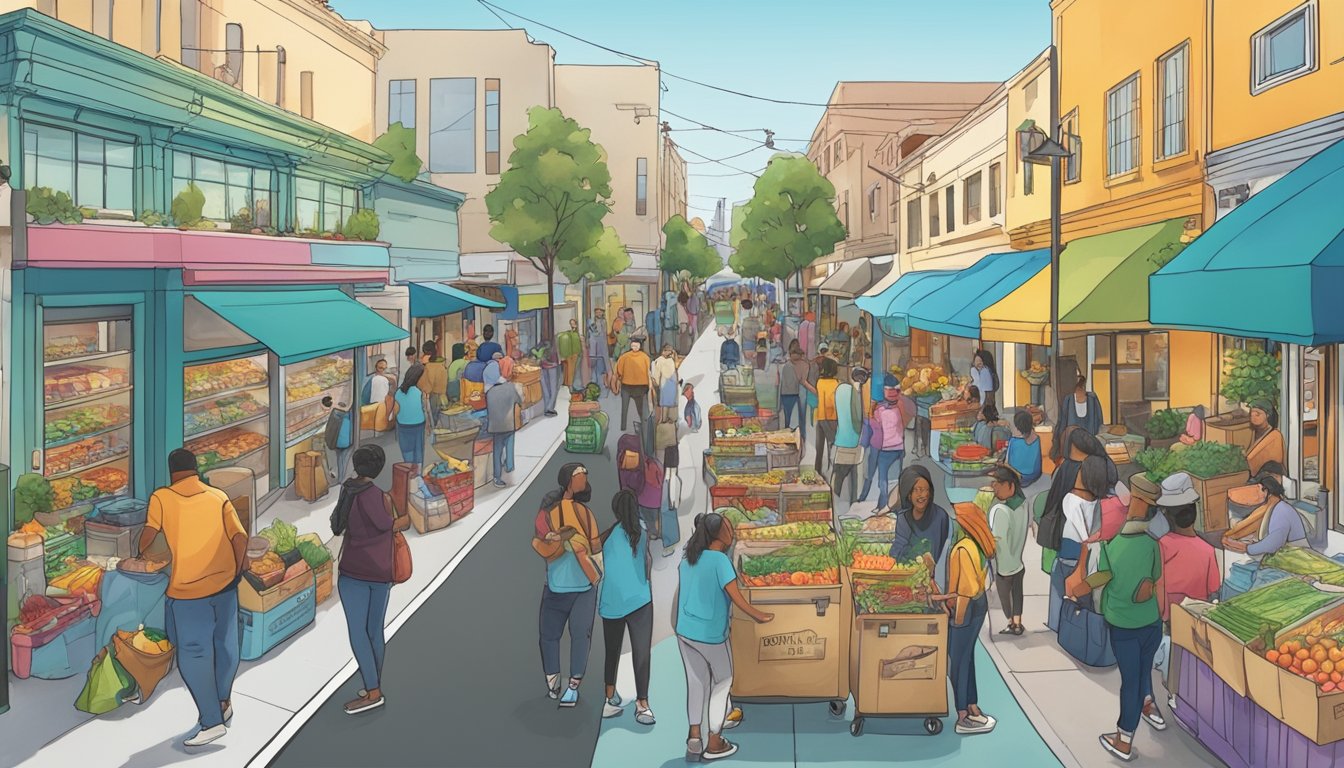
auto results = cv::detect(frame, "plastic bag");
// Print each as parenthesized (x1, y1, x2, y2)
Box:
(74, 645, 134, 715)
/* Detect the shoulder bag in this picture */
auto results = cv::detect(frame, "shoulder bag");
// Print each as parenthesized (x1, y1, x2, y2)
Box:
(391, 494, 413, 584)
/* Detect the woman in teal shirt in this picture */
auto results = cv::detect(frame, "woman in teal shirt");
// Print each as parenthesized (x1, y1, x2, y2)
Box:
(675, 513, 773, 762)
(599, 491, 655, 725)
(390, 367, 428, 466)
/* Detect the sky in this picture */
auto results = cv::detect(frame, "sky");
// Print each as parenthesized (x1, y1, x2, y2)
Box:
(334, 0, 1049, 230)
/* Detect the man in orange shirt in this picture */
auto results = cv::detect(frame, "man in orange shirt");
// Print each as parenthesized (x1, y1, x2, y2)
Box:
(614, 338, 653, 431)
(140, 448, 248, 748)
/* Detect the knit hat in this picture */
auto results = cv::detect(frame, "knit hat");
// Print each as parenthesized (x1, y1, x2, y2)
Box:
(953, 503, 997, 560)
(883, 374, 901, 389)
(1159, 472, 1200, 507)
(1128, 474, 1161, 506)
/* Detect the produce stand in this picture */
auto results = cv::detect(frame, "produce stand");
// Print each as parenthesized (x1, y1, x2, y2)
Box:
(239, 520, 317, 661)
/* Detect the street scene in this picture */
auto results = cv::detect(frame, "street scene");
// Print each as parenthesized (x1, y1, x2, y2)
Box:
(0, 1, 1341, 767)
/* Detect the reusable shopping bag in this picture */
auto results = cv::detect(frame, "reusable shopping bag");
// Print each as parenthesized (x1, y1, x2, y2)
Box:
(74, 645, 134, 715)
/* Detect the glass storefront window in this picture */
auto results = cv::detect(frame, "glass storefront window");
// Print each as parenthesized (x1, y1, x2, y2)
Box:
(173, 151, 274, 226)
(184, 353, 270, 491)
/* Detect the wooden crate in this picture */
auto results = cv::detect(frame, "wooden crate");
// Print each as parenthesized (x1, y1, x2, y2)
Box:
(314, 560, 333, 605)
(1192, 470, 1251, 531)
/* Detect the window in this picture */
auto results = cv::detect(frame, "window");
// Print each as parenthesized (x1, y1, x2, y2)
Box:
(180, 0, 199, 69)
(1157, 42, 1189, 159)
(928, 191, 940, 238)
(906, 198, 922, 248)
(24, 124, 134, 213)
(636, 157, 648, 216)
(963, 171, 982, 224)
(389, 79, 416, 129)
(1062, 110, 1081, 183)
(868, 184, 879, 222)
(294, 178, 357, 233)
(485, 79, 500, 174)
(833, 139, 842, 166)
(1106, 74, 1140, 176)
(224, 23, 243, 85)
(988, 163, 1001, 218)
(275, 47, 286, 107)
(1253, 1, 1317, 93)
(944, 185, 955, 233)
(300, 71, 314, 119)
(172, 151, 273, 226)
(429, 78, 476, 174)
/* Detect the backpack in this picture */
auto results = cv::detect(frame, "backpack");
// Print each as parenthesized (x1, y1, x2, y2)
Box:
(643, 458, 664, 493)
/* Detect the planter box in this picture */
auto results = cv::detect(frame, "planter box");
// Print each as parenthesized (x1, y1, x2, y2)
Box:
(1207, 414, 1254, 451)
(1192, 470, 1251, 532)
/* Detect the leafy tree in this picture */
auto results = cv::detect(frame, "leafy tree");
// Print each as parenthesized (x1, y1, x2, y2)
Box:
(560, 226, 630, 284)
(374, 122, 424, 183)
(660, 215, 722, 282)
(729, 155, 846, 283)
(485, 107, 612, 338)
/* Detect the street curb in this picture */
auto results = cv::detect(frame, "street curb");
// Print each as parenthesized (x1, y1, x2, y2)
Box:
(978, 614, 1082, 768)
(246, 427, 568, 767)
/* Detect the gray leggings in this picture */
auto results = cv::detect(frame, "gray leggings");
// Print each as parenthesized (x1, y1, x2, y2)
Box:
(678, 636, 734, 734)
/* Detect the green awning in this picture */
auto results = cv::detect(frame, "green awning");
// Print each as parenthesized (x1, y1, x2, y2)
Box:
(193, 289, 408, 365)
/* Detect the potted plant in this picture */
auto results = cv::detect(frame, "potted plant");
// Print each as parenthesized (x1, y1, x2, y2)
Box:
(26, 187, 84, 225)
(1142, 407, 1187, 451)
(1208, 349, 1280, 449)
(1135, 440, 1248, 531)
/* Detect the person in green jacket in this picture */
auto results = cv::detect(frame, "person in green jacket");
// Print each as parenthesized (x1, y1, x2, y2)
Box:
(1086, 489, 1165, 762)
(557, 318, 584, 391)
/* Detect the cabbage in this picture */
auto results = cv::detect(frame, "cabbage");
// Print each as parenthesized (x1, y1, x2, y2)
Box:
(257, 519, 298, 553)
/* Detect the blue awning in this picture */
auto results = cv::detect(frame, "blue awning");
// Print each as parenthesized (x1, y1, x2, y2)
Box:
(907, 248, 1051, 338)
(409, 281, 505, 318)
(854, 270, 959, 336)
(193, 289, 408, 365)
(1150, 138, 1344, 345)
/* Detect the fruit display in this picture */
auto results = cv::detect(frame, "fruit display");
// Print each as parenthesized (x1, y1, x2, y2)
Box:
(716, 505, 780, 528)
(716, 470, 789, 488)
(285, 355, 353, 403)
(44, 364, 130, 405)
(853, 572, 937, 615)
(740, 542, 841, 586)
(187, 427, 268, 472)
(44, 436, 129, 477)
(842, 515, 898, 541)
(249, 552, 285, 576)
(795, 468, 828, 486)
(185, 392, 266, 436)
(45, 404, 131, 445)
(1135, 440, 1248, 483)
(940, 429, 976, 458)
(737, 521, 831, 540)
(1263, 547, 1344, 587)
(44, 334, 98, 362)
(185, 358, 268, 402)
(897, 364, 950, 397)
(1207, 578, 1341, 643)
(48, 561, 104, 598)
(709, 403, 736, 418)
(51, 470, 126, 510)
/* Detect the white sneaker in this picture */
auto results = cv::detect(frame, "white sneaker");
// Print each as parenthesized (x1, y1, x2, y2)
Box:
(954, 714, 996, 734)
(184, 724, 226, 747)
(602, 702, 624, 718)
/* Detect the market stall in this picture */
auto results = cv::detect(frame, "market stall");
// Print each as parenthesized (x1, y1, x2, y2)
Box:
(183, 355, 272, 489)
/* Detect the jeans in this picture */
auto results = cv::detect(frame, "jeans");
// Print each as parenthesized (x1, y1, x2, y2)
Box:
(164, 587, 240, 730)
(328, 446, 352, 481)
(590, 355, 609, 381)
(678, 636, 734, 734)
(490, 431, 516, 481)
(996, 570, 1025, 620)
(621, 385, 649, 431)
(539, 585, 597, 678)
(603, 602, 653, 700)
(949, 594, 988, 713)
(814, 420, 837, 473)
(1048, 558, 1076, 633)
(658, 473, 683, 547)
(427, 395, 443, 430)
(396, 422, 425, 466)
(859, 445, 880, 501)
(338, 575, 392, 692)
(780, 394, 806, 441)
(541, 366, 560, 413)
(1111, 621, 1162, 734)
(874, 449, 906, 511)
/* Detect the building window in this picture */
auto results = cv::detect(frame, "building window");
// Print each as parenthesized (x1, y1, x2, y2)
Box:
(180, 0, 199, 69)
(636, 157, 648, 216)
(906, 198, 922, 248)
(1253, 1, 1317, 93)
(275, 47, 286, 107)
(485, 78, 500, 175)
(868, 184, 879, 222)
(963, 171, 982, 224)
(1106, 73, 1140, 177)
(833, 139, 842, 167)
(300, 71, 314, 119)
(295, 178, 357, 233)
(988, 163, 1001, 217)
(1063, 110, 1081, 183)
(222, 22, 243, 87)
(429, 77, 476, 174)
(154, 0, 162, 52)
(1157, 42, 1189, 159)
(172, 151, 272, 226)
(944, 185, 955, 233)
(928, 191, 940, 238)
(389, 79, 416, 129)
(24, 124, 134, 214)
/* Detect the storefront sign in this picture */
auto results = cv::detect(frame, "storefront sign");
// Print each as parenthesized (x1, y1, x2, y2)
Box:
(759, 629, 826, 661)
(454, 283, 505, 306)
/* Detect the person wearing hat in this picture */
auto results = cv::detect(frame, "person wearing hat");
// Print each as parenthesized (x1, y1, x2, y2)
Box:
(1245, 399, 1286, 481)
(987, 464, 1029, 635)
(867, 375, 914, 510)
(1084, 472, 1164, 762)
(1223, 463, 1309, 558)
(1154, 476, 1219, 623)
(1146, 472, 1199, 540)
(930, 503, 999, 735)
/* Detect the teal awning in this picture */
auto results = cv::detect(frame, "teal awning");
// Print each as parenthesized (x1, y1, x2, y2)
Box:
(409, 282, 505, 318)
(1150, 138, 1344, 345)
(193, 289, 408, 365)
(908, 248, 1050, 338)
(854, 270, 958, 336)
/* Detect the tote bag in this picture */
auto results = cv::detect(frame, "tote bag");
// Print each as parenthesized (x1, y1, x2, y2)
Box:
(1057, 599, 1116, 668)
(392, 530, 413, 584)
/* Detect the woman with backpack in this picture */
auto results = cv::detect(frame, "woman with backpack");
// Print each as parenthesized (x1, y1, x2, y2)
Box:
(332, 445, 410, 715)
(598, 490, 656, 724)
(618, 433, 670, 552)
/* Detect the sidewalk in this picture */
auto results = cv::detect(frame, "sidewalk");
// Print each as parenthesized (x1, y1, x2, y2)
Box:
(5, 401, 571, 768)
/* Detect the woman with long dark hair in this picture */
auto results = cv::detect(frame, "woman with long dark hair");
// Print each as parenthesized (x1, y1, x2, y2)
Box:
(389, 365, 428, 466)
(598, 490, 655, 724)
(970, 349, 1000, 406)
(675, 514, 773, 761)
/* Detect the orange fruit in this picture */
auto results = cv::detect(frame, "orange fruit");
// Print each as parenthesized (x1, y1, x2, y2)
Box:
(1325, 682, 1338, 693)
(1319, 672, 1332, 684)
(1324, 660, 1336, 675)
(1266, 650, 1281, 663)
(1304, 659, 1319, 674)
(1332, 672, 1342, 684)
(1298, 648, 1312, 661)
(1278, 655, 1294, 669)
(1291, 641, 1305, 653)
(1315, 649, 1329, 664)
(1331, 647, 1344, 663)
(1308, 635, 1321, 647)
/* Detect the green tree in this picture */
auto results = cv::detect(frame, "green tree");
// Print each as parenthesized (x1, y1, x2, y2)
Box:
(374, 122, 424, 183)
(729, 155, 845, 283)
(560, 226, 631, 284)
(485, 107, 612, 338)
(660, 215, 722, 284)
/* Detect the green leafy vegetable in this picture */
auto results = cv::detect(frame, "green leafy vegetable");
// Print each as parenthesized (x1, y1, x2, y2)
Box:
(1135, 441, 1247, 483)
(257, 519, 298, 554)
(296, 539, 332, 568)
(1206, 578, 1338, 643)
(14, 473, 55, 528)
(1146, 409, 1186, 440)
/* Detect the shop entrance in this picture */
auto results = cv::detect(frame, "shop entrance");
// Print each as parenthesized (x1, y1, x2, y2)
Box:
(1300, 346, 1335, 512)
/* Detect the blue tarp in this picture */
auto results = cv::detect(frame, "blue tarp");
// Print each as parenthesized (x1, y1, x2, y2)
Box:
(409, 282, 504, 319)
(1150, 137, 1344, 345)
(854, 270, 958, 336)
(907, 248, 1050, 338)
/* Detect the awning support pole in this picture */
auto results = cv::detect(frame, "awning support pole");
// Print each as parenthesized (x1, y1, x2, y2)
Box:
(1049, 42, 1064, 425)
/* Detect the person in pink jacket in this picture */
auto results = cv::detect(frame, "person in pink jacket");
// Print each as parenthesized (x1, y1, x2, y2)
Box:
(868, 375, 915, 511)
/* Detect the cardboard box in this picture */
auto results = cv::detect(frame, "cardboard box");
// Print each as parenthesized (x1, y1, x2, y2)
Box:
(239, 564, 314, 613)
(1243, 599, 1344, 744)
(729, 579, 849, 701)
(409, 486, 452, 535)
(1170, 600, 1251, 696)
(1191, 470, 1249, 532)
(849, 612, 948, 717)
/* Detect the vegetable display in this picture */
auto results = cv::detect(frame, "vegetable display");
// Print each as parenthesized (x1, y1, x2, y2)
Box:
(256, 520, 298, 554)
(1135, 440, 1248, 483)
(1262, 547, 1344, 587)
(1145, 409, 1186, 440)
(715, 505, 780, 528)
(13, 474, 54, 528)
(296, 540, 332, 569)
(1206, 578, 1341, 643)
(853, 564, 935, 615)
(736, 522, 831, 541)
(740, 542, 840, 586)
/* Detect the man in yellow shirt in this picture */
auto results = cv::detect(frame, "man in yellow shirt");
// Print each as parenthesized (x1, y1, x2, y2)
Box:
(139, 449, 248, 748)
(614, 338, 653, 431)
(813, 357, 840, 474)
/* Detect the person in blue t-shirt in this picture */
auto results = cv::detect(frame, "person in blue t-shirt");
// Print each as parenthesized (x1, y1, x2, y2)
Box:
(598, 490, 655, 724)
(674, 513, 773, 762)
(476, 324, 503, 363)
(1004, 410, 1043, 487)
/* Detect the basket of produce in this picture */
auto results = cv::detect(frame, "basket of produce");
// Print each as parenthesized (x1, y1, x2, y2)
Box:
(425, 459, 473, 502)
(716, 504, 781, 529)
(709, 404, 744, 436)
(736, 521, 832, 541)
(256, 519, 298, 554)
(739, 541, 841, 587)
(47, 560, 105, 598)
(852, 571, 939, 615)
(841, 515, 899, 543)
(1206, 578, 1341, 644)
(899, 364, 949, 399)
(296, 535, 334, 604)
(1262, 547, 1344, 586)
(245, 551, 287, 591)
(713, 470, 789, 491)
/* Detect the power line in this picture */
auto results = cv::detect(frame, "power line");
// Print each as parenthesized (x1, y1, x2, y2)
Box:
(690, 167, 766, 178)
(683, 146, 764, 165)
(673, 141, 762, 178)
(479, 1, 514, 29)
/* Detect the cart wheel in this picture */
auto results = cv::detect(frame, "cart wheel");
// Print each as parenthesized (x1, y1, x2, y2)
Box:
(850, 718, 864, 737)
(828, 700, 847, 717)
(924, 717, 942, 735)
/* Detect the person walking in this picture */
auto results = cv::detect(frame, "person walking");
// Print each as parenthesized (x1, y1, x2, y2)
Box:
(676, 513, 774, 762)
(1086, 482, 1165, 761)
(485, 361, 524, 488)
(1051, 375, 1104, 463)
(420, 340, 449, 429)
(558, 318, 584, 391)
(362, 358, 395, 432)
(652, 344, 680, 420)
(321, 396, 354, 481)
(719, 326, 741, 370)
(403, 346, 422, 381)
(540, 343, 562, 418)
(1048, 455, 1109, 633)
(615, 339, 653, 431)
(588, 308, 611, 389)
(531, 464, 603, 708)
(797, 311, 817, 363)
(389, 366, 429, 467)
(660, 440, 684, 558)
(812, 357, 840, 475)
(682, 381, 703, 431)
(331, 444, 409, 715)
(139, 449, 247, 748)
(831, 367, 866, 504)
(930, 503, 998, 735)
(987, 464, 1029, 635)
(446, 344, 468, 405)
(599, 490, 656, 724)
(806, 343, 829, 429)
(779, 343, 811, 442)
(865, 376, 913, 510)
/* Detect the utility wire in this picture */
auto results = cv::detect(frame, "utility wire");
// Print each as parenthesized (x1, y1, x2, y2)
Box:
(683, 146, 763, 165)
